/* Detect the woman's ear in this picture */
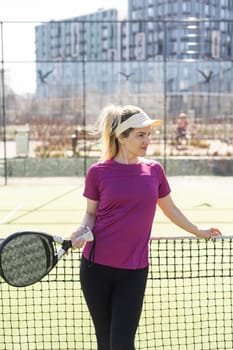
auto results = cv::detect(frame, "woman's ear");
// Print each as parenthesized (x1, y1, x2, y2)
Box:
(117, 135, 125, 144)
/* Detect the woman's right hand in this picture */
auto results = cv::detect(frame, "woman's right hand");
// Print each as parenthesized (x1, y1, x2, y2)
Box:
(70, 225, 90, 250)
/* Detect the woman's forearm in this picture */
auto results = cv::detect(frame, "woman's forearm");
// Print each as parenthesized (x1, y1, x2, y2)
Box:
(163, 205, 199, 236)
(81, 212, 96, 231)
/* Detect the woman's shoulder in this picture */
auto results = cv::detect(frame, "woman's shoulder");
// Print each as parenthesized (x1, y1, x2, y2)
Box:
(140, 157, 162, 167)
(87, 159, 114, 173)
(140, 158, 166, 176)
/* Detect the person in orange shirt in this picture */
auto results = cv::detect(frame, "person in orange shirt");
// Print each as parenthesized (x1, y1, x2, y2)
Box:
(176, 112, 188, 145)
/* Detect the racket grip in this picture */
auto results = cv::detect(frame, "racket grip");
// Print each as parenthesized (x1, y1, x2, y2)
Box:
(75, 228, 94, 242)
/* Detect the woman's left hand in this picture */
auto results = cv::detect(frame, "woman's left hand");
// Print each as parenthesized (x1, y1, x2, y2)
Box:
(196, 227, 222, 240)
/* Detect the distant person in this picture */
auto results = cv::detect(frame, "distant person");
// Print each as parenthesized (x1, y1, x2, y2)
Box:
(176, 112, 188, 144)
(70, 104, 222, 350)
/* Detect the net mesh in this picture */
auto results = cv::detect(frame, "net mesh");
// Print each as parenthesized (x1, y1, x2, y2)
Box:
(0, 237, 233, 350)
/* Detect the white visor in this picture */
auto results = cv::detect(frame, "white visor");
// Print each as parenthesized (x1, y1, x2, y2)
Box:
(115, 112, 161, 137)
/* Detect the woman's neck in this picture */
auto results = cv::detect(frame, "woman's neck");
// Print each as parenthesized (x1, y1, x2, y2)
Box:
(114, 154, 139, 164)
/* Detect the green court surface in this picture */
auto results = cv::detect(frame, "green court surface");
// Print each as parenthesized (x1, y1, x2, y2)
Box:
(0, 177, 85, 238)
(0, 176, 233, 350)
(0, 176, 232, 239)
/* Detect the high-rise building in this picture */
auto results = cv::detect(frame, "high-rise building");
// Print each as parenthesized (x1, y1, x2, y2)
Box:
(128, 0, 233, 60)
(127, 0, 233, 117)
(35, 8, 119, 97)
(35, 1, 233, 118)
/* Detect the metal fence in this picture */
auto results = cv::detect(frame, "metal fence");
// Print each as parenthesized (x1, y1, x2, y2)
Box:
(0, 19, 233, 182)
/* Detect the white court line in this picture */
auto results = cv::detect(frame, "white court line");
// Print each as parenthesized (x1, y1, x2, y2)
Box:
(0, 203, 24, 224)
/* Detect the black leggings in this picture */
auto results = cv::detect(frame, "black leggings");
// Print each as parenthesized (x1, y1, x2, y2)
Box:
(80, 257, 148, 350)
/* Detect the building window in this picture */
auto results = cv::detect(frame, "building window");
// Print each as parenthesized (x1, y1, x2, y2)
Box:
(148, 8, 154, 18)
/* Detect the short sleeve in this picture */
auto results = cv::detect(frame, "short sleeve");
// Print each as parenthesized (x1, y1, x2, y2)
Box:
(83, 164, 100, 201)
(157, 163, 171, 198)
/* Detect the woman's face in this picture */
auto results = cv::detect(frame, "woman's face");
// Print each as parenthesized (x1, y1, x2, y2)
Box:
(118, 126, 152, 160)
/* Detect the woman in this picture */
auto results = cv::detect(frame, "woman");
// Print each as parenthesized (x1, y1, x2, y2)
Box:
(71, 105, 222, 350)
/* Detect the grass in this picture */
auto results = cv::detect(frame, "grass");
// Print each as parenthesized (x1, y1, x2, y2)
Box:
(0, 176, 233, 349)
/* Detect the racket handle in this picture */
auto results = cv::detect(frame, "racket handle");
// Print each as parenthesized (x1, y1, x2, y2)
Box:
(74, 229, 94, 243)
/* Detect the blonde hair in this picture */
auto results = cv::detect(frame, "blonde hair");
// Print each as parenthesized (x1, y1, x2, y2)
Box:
(97, 104, 142, 160)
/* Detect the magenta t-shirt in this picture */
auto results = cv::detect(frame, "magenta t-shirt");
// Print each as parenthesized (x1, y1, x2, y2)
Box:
(82, 158, 171, 269)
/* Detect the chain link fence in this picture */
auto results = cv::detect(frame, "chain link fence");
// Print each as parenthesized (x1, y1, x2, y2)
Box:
(1, 19, 233, 182)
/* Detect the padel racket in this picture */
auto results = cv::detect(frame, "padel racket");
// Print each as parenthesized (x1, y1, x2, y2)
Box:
(0, 228, 94, 287)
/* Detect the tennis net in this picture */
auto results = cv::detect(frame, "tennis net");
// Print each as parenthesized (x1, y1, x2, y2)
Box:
(0, 236, 233, 350)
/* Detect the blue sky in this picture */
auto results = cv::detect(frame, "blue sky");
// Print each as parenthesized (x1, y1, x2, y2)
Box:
(1, 0, 127, 21)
